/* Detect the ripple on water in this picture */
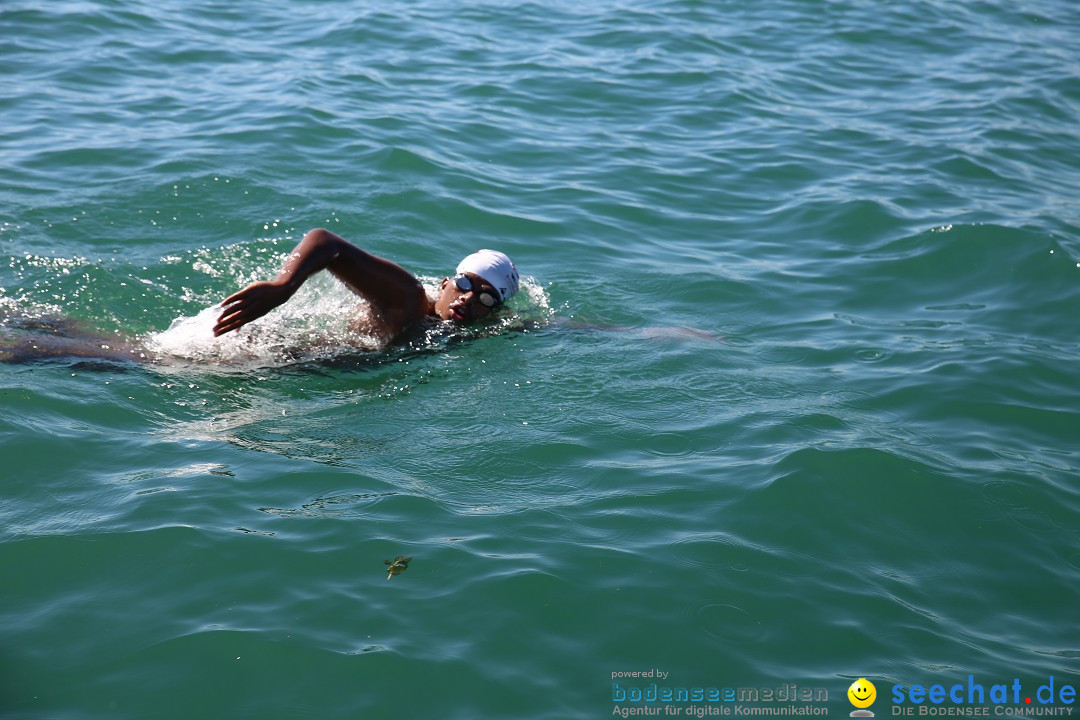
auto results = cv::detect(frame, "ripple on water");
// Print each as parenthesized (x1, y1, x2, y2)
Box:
(663, 532, 821, 580)
(696, 603, 765, 646)
(2, 0, 1080, 715)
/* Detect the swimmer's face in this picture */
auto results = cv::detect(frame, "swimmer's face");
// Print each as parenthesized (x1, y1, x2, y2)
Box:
(434, 272, 499, 323)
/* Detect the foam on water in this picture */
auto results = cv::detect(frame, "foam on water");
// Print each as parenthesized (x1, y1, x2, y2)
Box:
(146, 273, 552, 369)
(3, 0, 1079, 717)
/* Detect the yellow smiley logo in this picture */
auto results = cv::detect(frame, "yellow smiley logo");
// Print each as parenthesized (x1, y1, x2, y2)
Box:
(848, 678, 877, 709)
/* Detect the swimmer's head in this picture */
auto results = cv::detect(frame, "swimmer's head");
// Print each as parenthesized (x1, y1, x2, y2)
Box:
(456, 249, 519, 303)
(433, 249, 519, 323)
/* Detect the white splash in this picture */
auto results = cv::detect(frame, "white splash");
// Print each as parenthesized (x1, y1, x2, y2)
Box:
(146, 275, 551, 369)
(146, 274, 385, 367)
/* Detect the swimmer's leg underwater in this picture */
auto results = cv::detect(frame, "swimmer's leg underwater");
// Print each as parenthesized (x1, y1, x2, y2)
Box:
(0, 316, 146, 365)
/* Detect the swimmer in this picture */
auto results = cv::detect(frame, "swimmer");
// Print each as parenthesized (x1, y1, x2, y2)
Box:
(213, 228, 520, 343)
(1, 228, 520, 364)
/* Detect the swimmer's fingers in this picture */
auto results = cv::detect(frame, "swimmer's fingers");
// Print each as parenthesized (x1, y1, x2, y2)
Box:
(219, 287, 252, 308)
(213, 303, 258, 336)
(212, 310, 253, 336)
(214, 301, 269, 336)
(213, 281, 293, 336)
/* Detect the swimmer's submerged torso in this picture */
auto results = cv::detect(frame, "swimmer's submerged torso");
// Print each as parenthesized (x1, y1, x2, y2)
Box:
(0, 317, 150, 365)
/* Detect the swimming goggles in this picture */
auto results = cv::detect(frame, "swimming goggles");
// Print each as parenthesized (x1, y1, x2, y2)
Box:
(453, 274, 500, 308)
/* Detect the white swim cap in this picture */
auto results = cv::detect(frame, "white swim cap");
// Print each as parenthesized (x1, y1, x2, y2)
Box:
(455, 249, 520, 303)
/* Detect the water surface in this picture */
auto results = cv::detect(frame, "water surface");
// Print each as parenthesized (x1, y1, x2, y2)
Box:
(2, 1, 1079, 718)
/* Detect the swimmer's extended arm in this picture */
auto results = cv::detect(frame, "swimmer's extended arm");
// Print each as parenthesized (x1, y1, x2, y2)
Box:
(213, 228, 430, 337)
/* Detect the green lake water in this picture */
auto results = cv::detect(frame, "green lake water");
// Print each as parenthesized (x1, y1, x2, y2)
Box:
(1, 1, 1078, 718)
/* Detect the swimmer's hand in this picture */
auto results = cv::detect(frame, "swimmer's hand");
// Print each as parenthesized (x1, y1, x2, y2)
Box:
(213, 280, 296, 336)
